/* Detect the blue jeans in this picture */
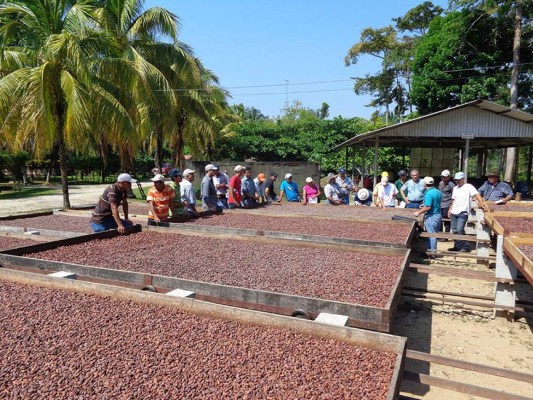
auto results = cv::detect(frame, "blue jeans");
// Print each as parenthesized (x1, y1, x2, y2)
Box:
(424, 213, 442, 252)
(451, 212, 469, 250)
(340, 193, 350, 205)
(406, 200, 422, 209)
(90, 217, 133, 233)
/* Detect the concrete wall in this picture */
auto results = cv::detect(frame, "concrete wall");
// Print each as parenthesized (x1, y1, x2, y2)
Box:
(184, 160, 321, 192)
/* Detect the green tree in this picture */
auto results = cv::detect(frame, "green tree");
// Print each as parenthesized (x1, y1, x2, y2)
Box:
(0, 0, 134, 207)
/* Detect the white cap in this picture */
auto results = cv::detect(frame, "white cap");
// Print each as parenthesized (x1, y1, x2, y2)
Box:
(285, 173, 292, 179)
(358, 188, 369, 201)
(234, 165, 245, 172)
(305, 177, 313, 183)
(117, 173, 137, 183)
(183, 169, 195, 176)
(423, 176, 434, 185)
(205, 164, 215, 172)
(454, 172, 465, 180)
(441, 169, 451, 177)
(151, 174, 165, 182)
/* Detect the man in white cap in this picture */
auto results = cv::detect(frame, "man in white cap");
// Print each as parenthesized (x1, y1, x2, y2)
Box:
(278, 173, 300, 203)
(228, 165, 245, 208)
(377, 174, 398, 209)
(324, 173, 342, 205)
(448, 172, 488, 252)
(181, 169, 200, 218)
(212, 164, 229, 209)
(414, 177, 442, 255)
(373, 171, 390, 206)
(147, 174, 177, 224)
(354, 188, 371, 206)
(438, 169, 455, 232)
(90, 173, 136, 233)
(201, 164, 218, 212)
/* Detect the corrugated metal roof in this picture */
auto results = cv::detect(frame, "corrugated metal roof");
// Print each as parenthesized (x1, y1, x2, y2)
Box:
(332, 100, 533, 150)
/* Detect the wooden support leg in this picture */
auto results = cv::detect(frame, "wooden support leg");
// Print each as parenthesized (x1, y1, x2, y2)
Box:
(494, 235, 517, 320)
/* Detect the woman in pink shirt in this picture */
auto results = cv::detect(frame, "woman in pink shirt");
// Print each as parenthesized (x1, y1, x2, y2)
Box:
(302, 177, 321, 204)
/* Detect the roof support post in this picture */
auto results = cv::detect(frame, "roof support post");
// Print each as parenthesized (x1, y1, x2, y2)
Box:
(463, 138, 470, 183)
(373, 136, 379, 187)
(351, 145, 356, 182)
(361, 142, 366, 188)
(527, 145, 532, 187)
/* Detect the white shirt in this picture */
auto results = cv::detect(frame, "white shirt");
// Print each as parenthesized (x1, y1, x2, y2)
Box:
(212, 173, 228, 195)
(180, 179, 196, 210)
(450, 183, 479, 215)
(253, 178, 265, 196)
(378, 183, 398, 207)
(324, 183, 340, 201)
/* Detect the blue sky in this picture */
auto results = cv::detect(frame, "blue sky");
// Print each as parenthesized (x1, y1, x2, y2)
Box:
(145, 0, 449, 119)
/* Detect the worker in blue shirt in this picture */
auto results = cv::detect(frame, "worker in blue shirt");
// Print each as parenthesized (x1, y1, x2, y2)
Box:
(279, 173, 300, 202)
(414, 176, 442, 255)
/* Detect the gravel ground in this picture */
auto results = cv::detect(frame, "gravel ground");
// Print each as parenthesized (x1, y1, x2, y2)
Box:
(0, 280, 397, 399)
(188, 213, 412, 244)
(0, 214, 92, 234)
(25, 231, 405, 307)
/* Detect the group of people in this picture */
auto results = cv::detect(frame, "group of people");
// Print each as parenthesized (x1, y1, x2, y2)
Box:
(90, 166, 514, 255)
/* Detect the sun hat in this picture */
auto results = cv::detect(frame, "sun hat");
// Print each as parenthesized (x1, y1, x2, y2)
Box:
(305, 177, 313, 183)
(326, 172, 337, 181)
(234, 165, 245, 172)
(358, 188, 370, 201)
(285, 173, 292, 179)
(454, 172, 465, 180)
(151, 174, 165, 182)
(168, 169, 182, 178)
(183, 169, 195, 176)
(423, 176, 434, 185)
(486, 171, 499, 177)
(117, 173, 137, 183)
(205, 164, 215, 172)
(381, 171, 389, 177)
(441, 169, 451, 177)
(257, 173, 265, 182)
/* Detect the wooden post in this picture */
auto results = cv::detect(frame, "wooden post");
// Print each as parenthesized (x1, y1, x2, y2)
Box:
(527, 145, 532, 187)
(352, 145, 356, 182)
(463, 138, 470, 183)
(373, 137, 379, 188)
(361, 142, 366, 187)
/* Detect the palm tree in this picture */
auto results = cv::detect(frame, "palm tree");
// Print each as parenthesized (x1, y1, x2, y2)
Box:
(0, 0, 133, 207)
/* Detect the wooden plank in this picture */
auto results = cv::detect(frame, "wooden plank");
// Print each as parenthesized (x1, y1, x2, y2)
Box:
(406, 350, 533, 383)
(408, 264, 513, 283)
(403, 371, 532, 400)
(419, 232, 490, 242)
(484, 212, 506, 236)
(503, 237, 533, 286)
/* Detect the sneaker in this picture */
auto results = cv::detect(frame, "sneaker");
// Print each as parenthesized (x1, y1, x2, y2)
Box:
(448, 247, 459, 252)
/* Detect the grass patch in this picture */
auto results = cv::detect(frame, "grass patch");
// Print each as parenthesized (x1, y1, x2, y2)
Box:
(0, 187, 59, 199)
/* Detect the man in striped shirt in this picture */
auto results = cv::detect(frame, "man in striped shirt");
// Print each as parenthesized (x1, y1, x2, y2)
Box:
(147, 174, 177, 223)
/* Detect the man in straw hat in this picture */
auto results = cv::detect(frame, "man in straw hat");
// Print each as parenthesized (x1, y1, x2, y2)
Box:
(324, 173, 343, 205)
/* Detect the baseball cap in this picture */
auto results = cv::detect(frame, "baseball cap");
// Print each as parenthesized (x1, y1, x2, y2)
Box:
(441, 170, 450, 177)
(358, 188, 370, 201)
(117, 173, 137, 183)
(205, 164, 215, 172)
(399, 170, 407, 176)
(285, 173, 292, 179)
(168, 169, 182, 178)
(234, 165, 245, 172)
(305, 177, 313, 183)
(338, 168, 346, 173)
(454, 172, 465, 180)
(257, 173, 265, 182)
(183, 169, 195, 176)
(270, 172, 278, 177)
(381, 171, 389, 177)
(151, 174, 165, 182)
(423, 176, 434, 185)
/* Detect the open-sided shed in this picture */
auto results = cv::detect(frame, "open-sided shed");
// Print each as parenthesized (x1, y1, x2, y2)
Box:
(332, 99, 533, 185)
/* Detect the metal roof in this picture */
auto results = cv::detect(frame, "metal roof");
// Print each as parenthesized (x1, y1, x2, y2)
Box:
(332, 100, 533, 151)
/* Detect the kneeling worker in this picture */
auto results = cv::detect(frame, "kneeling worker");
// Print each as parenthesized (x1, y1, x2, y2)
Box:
(147, 174, 177, 223)
(90, 173, 136, 234)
